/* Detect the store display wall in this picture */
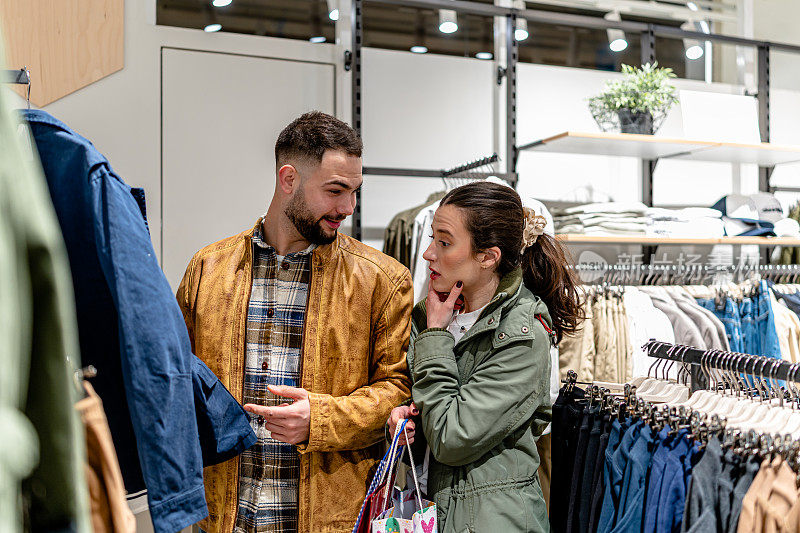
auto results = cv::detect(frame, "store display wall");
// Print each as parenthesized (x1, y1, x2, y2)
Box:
(16, 1, 800, 277)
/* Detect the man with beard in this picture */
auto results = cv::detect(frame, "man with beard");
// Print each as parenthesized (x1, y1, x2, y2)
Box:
(176, 112, 413, 533)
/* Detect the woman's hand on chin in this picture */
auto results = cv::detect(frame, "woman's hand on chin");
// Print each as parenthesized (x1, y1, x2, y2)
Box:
(427, 281, 463, 329)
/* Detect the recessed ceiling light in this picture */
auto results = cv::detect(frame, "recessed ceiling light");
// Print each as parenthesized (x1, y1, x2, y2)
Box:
(204, 23, 222, 32)
(476, 52, 493, 60)
(212, 0, 232, 6)
(410, 46, 428, 54)
(329, 8, 339, 21)
(309, 36, 327, 43)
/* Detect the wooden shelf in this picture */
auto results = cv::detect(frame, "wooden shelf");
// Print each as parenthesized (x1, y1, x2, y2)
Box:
(556, 234, 800, 246)
(519, 131, 800, 165)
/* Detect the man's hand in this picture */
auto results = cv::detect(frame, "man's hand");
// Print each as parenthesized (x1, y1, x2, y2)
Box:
(387, 403, 418, 445)
(243, 385, 311, 445)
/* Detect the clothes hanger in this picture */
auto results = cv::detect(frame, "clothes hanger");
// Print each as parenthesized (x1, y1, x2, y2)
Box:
(680, 347, 716, 409)
(730, 357, 774, 431)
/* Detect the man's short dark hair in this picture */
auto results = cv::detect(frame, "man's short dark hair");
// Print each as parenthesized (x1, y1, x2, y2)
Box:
(275, 111, 363, 168)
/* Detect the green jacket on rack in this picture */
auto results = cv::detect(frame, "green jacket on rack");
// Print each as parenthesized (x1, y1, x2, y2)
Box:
(407, 268, 552, 532)
(0, 27, 90, 533)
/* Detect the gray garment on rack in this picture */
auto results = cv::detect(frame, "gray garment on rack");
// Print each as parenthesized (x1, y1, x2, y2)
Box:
(682, 436, 723, 533)
(671, 296, 727, 351)
(671, 292, 730, 351)
(641, 289, 707, 350)
(728, 455, 761, 533)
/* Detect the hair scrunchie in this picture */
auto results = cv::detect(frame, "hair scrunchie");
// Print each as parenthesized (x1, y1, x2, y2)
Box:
(521, 206, 547, 253)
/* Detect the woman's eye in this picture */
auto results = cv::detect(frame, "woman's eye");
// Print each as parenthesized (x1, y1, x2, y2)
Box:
(439, 240, 450, 247)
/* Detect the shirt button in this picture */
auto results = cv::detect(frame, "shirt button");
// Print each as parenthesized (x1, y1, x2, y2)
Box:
(281, 261, 290, 270)
(267, 308, 274, 318)
(257, 416, 264, 424)
(488, 318, 495, 325)
(521, 326, 529, 333)
(498, 332, 506, 340)
(261, 361, 268, 370)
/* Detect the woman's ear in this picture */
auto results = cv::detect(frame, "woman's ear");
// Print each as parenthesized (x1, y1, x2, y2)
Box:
(476, 246, 502, 270)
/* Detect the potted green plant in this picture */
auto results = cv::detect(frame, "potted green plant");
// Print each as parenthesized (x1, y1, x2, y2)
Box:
(588, 62, 679, 135)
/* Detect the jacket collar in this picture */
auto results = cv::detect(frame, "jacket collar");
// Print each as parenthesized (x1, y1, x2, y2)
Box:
(245, 217, 340, 266)
(22, 109, 73, 132)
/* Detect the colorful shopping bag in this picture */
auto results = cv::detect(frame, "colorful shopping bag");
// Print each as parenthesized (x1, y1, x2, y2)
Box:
(352, 419, 408, 533)
(370, 423, 437, 533)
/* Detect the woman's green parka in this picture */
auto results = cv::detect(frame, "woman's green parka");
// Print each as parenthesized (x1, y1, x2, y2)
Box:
(408, 268, 552, 532)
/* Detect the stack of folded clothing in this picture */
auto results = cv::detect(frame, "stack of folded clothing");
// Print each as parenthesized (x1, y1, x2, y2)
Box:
(552, 201, 649, 235)
(645, 207, 725, 238)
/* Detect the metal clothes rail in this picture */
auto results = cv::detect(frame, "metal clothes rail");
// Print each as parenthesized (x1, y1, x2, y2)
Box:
(643, 340, 800, 392)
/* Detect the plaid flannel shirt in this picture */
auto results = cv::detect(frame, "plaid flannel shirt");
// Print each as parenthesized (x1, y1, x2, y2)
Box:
(234, 225, 315, 533)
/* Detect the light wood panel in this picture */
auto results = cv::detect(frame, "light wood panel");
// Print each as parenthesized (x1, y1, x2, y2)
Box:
(0, 0, 124, 106)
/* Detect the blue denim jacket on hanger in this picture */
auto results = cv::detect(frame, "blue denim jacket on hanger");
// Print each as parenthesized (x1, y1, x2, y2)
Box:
(22, 110, 256, 533)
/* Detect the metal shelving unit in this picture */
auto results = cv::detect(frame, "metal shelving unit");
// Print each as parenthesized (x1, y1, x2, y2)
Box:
(348, 0, 800, 243)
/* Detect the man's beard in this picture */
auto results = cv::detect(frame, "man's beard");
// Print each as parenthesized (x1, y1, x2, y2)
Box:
(285, 188, 343, 245)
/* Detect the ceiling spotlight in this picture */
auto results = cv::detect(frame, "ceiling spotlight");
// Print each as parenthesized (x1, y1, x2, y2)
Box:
(204, 23, 222, 32)
(604, 11, 627, 53)
(410, 46, 428, 54)
(326, 0, 339, 21)
(515, 18, 529, 42)
(439, 9, 458, 34)
(309, 36, 327, 43)
(609, 37, 628, 52)
(475, 52, 493, 60)
(686, 1, 699, 11)
(685, 44, 704, 60)
(681, 21, 705, 60)
(212, 0, 232, 6)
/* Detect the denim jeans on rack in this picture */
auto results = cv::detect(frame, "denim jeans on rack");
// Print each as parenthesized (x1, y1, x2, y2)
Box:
(697, 298, 743, 353)
(756, 280, 782, 359)
(739, 297, 759, 356)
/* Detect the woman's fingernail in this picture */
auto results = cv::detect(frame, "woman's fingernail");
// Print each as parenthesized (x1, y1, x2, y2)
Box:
(456, 281, 463, 288)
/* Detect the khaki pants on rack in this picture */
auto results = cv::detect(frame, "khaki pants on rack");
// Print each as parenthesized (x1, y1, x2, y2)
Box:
(76, 382, 136, 533)
(558, 301, 596, 382)
(594, 297, 618, 382)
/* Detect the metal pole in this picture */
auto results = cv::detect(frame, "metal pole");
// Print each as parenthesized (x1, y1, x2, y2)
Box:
(506, 13, 518, 186)
(351, 0, 363, 241)
(757, 44, 773, 193)
(640, 27, 657, 264)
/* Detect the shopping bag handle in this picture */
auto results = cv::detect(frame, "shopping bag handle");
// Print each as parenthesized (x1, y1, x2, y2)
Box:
(351, 418, 408, 533)
(404, 422, 425, 511)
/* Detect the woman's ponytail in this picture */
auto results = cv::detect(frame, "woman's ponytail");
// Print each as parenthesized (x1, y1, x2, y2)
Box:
(521, 233, 585, 343)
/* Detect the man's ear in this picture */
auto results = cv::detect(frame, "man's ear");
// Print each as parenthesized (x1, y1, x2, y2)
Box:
(476, 246, 502, 270)
(277, 164, 300, 195)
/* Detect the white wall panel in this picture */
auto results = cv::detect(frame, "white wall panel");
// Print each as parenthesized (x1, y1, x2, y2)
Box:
(161, 48, 334, 288)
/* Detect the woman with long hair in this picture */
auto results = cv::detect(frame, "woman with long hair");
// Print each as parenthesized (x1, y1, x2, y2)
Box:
(387, 181, 584, 532)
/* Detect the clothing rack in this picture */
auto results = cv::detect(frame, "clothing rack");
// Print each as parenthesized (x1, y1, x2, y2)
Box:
(643, 339, 800, 393)
(570, 262, 800, 285)
(360, 153, 511, 241)
(442, 153, 499, 178)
